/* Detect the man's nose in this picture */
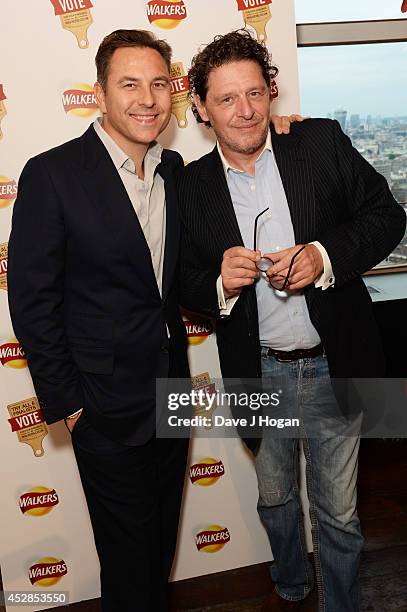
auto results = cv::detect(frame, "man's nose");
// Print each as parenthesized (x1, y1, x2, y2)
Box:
(236, 96, 255, 119)
(137, 84, 155, 107)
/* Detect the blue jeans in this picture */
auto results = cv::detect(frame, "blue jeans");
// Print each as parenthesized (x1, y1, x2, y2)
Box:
(255, 349, 364, 612)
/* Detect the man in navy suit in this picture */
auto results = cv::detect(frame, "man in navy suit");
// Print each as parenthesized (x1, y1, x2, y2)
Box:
(8, 29, 190, 612)
(178, 30, 406, 612)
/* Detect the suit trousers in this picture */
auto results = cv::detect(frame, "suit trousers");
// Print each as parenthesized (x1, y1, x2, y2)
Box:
(71, 411, 189, 612)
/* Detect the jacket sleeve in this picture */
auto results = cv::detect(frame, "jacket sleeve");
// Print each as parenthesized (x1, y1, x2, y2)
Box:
(319, 120, 406, 287)
(176, 163, 221, 318)
(179, 221, 220, 318)
(7, 156, 84, 424)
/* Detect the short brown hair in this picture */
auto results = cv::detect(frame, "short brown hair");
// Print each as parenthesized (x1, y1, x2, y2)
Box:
(95, 29, 172, 90)
(189, 29, 278, 127)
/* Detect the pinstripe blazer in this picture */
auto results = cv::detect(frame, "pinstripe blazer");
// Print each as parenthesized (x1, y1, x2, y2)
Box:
(178, 119, 406, 383)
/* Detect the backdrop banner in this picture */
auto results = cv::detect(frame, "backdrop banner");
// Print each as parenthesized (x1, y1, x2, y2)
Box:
(0, 1, 306, 609)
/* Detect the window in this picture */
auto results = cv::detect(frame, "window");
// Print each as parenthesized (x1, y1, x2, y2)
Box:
(295, 4, 407, 269)
(295, 0, 405, 24)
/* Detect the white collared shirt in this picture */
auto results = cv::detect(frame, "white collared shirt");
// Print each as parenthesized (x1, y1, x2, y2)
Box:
(93, 117, 166, 294)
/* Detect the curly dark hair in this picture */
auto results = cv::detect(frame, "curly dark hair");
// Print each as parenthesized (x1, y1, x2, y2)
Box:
(188, 29, 278, 127)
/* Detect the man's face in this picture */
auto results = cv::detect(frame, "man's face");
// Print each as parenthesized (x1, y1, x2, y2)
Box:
(95, 46, 172, 153)
(195, 60, 271, 158)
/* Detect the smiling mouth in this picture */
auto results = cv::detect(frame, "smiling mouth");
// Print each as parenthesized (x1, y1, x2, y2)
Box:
(129, 114, 159, 124)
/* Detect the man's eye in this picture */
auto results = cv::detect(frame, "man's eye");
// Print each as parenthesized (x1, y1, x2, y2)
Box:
(154, 82, 168, 89)
(124, 83, 136, 89)
(249, 91, 261, 97)
(222, 97, 232, 104)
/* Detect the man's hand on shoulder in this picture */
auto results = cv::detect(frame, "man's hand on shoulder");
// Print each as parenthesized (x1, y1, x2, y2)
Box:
(264, 244, 323, 291)
(271, 113, 305, 135)
(221, 247, 260, 299)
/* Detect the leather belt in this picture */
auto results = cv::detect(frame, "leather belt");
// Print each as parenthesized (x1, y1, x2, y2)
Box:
(264, 343, 323, 362)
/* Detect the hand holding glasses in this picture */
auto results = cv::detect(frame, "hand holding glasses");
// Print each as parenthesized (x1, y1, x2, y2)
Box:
(253, 207, 307, 291)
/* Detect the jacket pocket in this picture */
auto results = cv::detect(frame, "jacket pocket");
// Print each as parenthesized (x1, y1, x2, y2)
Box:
(71, 345, 114, 375)
(66, 313, 114, 348)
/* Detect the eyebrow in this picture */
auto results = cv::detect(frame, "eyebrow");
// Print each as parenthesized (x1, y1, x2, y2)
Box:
(214, 85, 267, 101)
(118, 75, 170, 84)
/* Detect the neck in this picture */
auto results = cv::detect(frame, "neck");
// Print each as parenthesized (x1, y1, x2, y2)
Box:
(101, 117, 149, 179)
(220, 144, 265, 177)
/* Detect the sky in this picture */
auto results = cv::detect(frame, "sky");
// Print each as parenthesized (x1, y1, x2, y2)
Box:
(294, 1, 407, 117)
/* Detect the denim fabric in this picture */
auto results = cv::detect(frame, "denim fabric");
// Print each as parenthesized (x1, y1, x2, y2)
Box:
(255, 349, 364, 611)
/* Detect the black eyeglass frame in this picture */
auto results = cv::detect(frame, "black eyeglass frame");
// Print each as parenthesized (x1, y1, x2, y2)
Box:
(253, 208, 307, 290)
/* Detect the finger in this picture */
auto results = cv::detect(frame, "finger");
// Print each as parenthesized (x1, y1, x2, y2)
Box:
(225, 257, 260, 272)
(224, 267, 259, 280)
(225, 277, 257, 291)
(289, 114, 305, 122)
(224, 246, 259, 261)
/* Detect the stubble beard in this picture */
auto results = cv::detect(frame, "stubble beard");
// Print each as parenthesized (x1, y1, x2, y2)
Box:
(218, 121, 269, 156)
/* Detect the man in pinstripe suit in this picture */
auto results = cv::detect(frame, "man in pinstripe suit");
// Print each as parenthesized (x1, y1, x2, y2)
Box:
(178, 30, 406, 612)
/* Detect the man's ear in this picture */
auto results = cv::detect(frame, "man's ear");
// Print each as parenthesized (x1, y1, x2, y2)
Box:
(94, 81, 107, 114)
(193, 94, 210, 123)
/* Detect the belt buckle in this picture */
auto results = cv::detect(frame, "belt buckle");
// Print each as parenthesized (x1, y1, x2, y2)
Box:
(275, 355, 296, 363)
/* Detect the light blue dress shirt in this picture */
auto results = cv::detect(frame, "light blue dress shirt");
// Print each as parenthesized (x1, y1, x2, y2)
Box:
(222, 138, 322, 351)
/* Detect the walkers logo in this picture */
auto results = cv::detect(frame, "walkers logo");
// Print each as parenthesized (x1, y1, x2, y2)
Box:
(50, 0, 93, 49)
(29, 557, 67, 587)
(146, 0, 187, 29)
(184, 318, 213, 346)
(170, 62, 190, 128)
(0, 242, 8, 290)
(0, 175, 17, 209)
(189, 458, 225, 486)
(0, 84, 7, 140)
(236, 0, 272, 43)
(19, 487, 59, 516)
(7, 397, 48, 458)
(0, 338, 26, 368)
(195, 525, 230, 553)
(62, 83, 98, 118)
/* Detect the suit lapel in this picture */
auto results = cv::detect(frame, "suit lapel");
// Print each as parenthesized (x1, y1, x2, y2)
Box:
(271, 128, 316, 245)
(78, 126, 160, 299)
(198, 147, 244, 252)
(157, 151, 180, 301)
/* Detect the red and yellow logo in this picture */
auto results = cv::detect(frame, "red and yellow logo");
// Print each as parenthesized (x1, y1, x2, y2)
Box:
(62, 83, 98, 118)
(0, 176, 17, 209)
(0, 338, 26, 368)
(29, 557, 67, 587)
(170, 62, 190, 128)
(190, 458, 225, 486)
(237, 0, 272, 43)
(147, 0, 187, 29)
(0, 84, 7, 141)
(184, 318, 213, 346)
(0, 242, 8, 290)
(50, 0, 93, 49)
(8, 397, 48, 457)
(195, 525, 230, 553)
(19, 487, 59, 517)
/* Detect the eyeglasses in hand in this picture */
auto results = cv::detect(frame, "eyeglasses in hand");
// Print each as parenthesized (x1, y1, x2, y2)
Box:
(253, 208, 306, 291)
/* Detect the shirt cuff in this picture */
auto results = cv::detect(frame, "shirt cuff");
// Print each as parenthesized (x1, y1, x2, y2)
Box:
(216, 275, 239, 316)
(310, 241, 335, 290)
(66, 408, 83, 420)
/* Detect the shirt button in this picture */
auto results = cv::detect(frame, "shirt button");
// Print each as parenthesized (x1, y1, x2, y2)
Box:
(250, 184, 256, 191)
